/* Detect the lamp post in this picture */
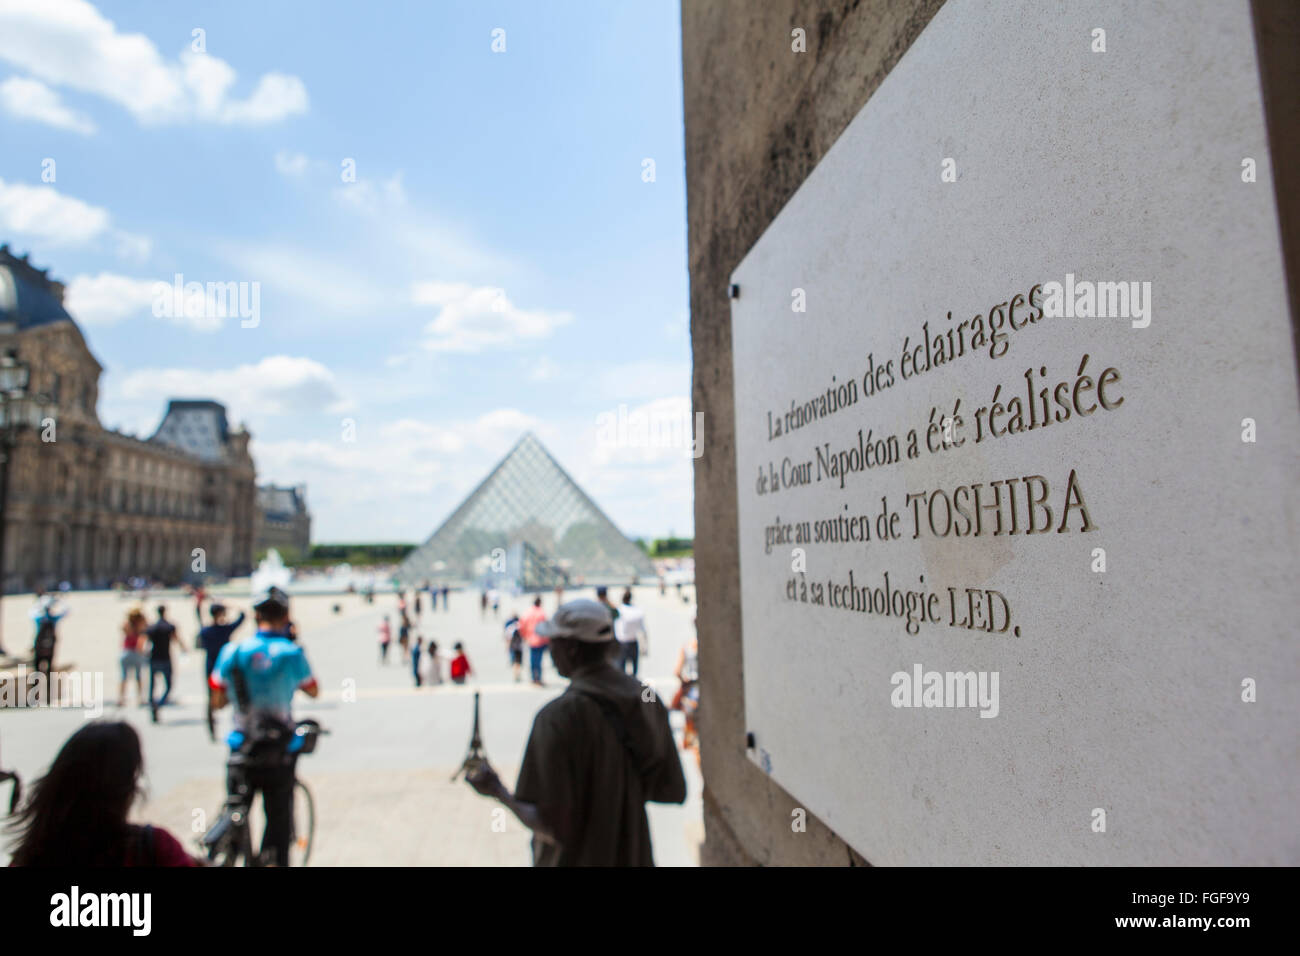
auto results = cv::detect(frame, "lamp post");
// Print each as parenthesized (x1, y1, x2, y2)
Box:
(0, 353, 56, 658)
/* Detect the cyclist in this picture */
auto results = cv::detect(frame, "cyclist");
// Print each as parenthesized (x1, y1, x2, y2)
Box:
(208, 585, 318, 866)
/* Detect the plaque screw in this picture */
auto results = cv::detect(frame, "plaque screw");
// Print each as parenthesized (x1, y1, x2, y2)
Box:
(745, 731, 755, 749)
(728, 283, 740, 299)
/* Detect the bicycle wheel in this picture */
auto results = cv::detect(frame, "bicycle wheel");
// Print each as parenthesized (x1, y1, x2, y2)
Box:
(205, 811, 253, 867)
(289, 780, 315, 867)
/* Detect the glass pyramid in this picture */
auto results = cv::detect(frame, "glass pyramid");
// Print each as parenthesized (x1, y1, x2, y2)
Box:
(398, 432, 656, 588)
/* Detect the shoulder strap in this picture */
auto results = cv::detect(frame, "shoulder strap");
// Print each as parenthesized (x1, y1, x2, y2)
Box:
(229, 649, 252, 713)
(574, 689, 646, 774)
(132, 824, 156, 866)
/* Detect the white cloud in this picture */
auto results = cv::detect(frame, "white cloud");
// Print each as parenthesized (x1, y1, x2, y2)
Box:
(329, 164, 515, 278)
(111, 229, 152, 262)
(375, 409, 542, 460)
(237, 405, 694, 542)
(334, 172, 407, 212)
(0, 75, 95, 133)
(0, 178, 149, 260)
(64, 272, 156, 325)
(250, 408, 546, 537)
(0, 177, 110, 244)
(412, 281, 572, 353)
(0, 0, 307, 126)
(116, 355, 348, 419)
(274, 150, 311, 177)
(589, 395, 698, 466)
(217, 241, 392, 317)
(64, 271, 253, 332)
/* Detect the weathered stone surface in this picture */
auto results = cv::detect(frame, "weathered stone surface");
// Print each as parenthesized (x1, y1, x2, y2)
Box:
(688, 0, 1300, 865)
(684, 0, 942, 866)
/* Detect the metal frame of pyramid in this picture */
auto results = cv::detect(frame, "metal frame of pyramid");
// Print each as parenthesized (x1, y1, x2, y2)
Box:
(397, 432, 656, 588)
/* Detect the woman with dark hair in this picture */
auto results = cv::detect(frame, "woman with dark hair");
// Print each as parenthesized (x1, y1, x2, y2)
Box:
(6, 721, 197, 867)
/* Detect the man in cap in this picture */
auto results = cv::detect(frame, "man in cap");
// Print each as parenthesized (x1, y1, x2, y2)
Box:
(466, 598, 686, 866)
(209, 585, 317, 866)
(197, 602, 247, 740)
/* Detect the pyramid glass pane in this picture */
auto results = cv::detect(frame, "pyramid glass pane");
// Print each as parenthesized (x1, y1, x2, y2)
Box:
(398, 433, 656, 587)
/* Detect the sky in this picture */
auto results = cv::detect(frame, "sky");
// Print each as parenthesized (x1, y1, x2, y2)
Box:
(0, 0, 693, 543)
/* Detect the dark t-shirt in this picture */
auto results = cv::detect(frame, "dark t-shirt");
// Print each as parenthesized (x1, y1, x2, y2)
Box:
(146, 621, 176, 662)
(199, 612, 246, 674)
(514, 660, 686, 867)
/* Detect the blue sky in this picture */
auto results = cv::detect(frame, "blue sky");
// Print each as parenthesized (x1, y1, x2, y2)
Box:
(0, 0, 693, 542)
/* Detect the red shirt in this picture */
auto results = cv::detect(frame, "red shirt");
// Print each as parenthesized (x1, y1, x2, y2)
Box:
(519, 607, 548, 648)
(125, 825, 196, 867)
(122, 625, 143, 652)
(450, 653, 471, 679)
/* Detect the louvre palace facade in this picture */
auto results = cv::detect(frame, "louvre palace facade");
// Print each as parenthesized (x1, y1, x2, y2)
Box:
(0, 246, 256, 592)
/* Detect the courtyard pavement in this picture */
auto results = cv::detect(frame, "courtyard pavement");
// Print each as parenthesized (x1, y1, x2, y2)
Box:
(0, 581, 702, 866)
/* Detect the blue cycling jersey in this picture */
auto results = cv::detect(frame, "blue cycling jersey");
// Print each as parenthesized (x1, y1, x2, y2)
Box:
(211, 630, 314, 737)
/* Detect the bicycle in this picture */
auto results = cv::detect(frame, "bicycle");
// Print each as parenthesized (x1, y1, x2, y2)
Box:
(200, 718, 326, 867)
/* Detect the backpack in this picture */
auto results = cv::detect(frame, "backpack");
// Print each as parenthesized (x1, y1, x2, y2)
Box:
(34, 617, 56, 653)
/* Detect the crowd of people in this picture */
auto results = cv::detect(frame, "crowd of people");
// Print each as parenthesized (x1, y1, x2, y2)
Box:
(3, 578, 702, 867)
(378, 586, 477, 687)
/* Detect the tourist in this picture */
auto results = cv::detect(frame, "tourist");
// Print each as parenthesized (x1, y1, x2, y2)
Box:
(197, 604, 246, 740)
(414, 589, 423, 619)
(504, 611, 523, 682)
(192, 583, 207, 629)
(6, 721, 198, 866)
(209, 585, 319, 868)
(30, 594, 66, 684)
(615, 589, 648, 677)
(441, 585, 450, 610)
(146, 606, 181, 724)
(425, 640, 444, 685)
(489, 588, 501, 617)
(465, 599, 687, 866)
(450, 642, 472, 685)
(481, 589, 489, 619)
(519, 596, 549, 685)
(673, 624, 700, 768)
(412, 636, 424, 687)
(118, 608, 148, 708)
(595, 585, 621, 664)
(399, 613, 412, 664)
(378, 615, 392, 664)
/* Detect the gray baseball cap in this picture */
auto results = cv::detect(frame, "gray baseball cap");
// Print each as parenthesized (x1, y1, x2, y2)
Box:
(537, 599, 614, 643)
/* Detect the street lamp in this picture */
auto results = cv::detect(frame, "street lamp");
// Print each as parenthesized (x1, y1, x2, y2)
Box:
(0, 353, 57, 658)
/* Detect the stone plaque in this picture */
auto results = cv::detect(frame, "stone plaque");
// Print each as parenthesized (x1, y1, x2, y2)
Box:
(729, 0, 1299, 864)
